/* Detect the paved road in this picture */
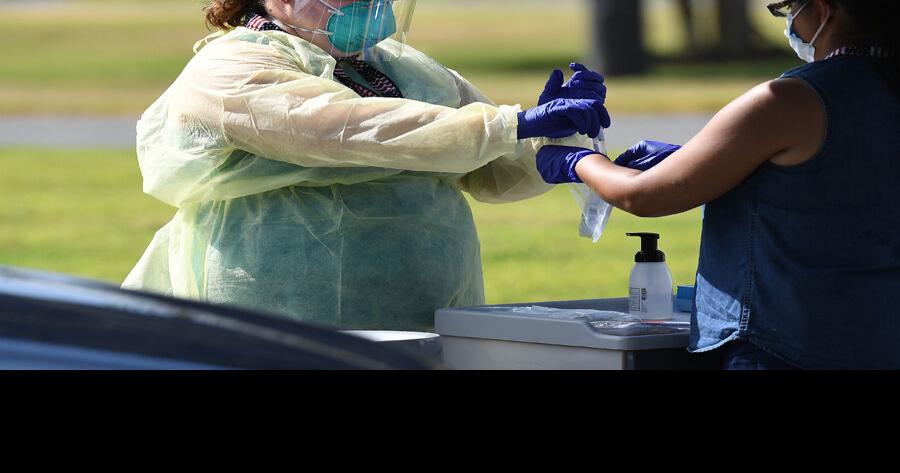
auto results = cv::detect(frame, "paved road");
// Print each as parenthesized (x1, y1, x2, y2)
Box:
(0, 117, 140, 149)
(0, 113, 715, 151)
(605, 113, 713, 150)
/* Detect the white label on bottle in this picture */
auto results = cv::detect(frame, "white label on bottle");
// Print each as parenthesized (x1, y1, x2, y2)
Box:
(629, 287, 646, 313)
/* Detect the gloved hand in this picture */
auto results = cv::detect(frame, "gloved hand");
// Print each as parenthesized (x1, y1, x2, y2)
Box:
(518, 99, 607, 140)
(614, 140, 682, 171)
(535, 145, 600, 184)
(538, 63, 611, 130)
(540, 63, 608, 102)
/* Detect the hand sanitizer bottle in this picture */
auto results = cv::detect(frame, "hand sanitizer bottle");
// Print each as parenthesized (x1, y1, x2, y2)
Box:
(626, 233, 674, 320)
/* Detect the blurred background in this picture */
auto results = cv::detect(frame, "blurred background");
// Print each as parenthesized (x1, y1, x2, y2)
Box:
(0, 0, 800, 305)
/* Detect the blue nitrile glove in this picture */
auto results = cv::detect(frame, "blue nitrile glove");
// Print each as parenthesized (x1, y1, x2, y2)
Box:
(539, 63, 607, 103)
(536, 145, 599, 184)
(614, 140, 682, 171)
(517, 98, 605, 140)
(538, 63, 612, 129)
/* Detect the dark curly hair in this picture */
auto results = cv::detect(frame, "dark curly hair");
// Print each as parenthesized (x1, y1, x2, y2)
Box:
(204, 0, 266, 30)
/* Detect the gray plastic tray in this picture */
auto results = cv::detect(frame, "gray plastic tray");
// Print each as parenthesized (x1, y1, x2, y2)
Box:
(435, 298, 691, 352)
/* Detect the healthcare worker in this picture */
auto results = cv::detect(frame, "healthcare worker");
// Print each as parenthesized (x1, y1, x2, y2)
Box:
(536, 0, 900, 369)
(122, 0, 609, 331)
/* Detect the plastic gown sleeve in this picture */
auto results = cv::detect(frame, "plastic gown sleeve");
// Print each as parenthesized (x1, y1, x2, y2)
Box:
(445, 68, 591, 203)
(174, 38, 522, 176)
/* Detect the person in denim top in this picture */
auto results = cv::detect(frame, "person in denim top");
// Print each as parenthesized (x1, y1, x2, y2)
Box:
(536, 0, 900, 369)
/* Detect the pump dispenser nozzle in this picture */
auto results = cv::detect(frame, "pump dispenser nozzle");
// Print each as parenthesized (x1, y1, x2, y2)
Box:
(626, 233, 666, 263)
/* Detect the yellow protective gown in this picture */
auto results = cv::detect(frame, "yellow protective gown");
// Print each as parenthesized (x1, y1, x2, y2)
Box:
(122, 28, 591, 330)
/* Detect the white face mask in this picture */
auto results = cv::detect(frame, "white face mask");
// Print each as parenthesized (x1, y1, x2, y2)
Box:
(784, 1, 831, 63)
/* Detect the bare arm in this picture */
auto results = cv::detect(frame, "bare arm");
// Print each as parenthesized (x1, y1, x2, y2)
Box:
(574, 78, 826, 217)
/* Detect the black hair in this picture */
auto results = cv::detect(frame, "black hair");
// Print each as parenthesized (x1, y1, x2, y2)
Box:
(830, 0, 900, 94)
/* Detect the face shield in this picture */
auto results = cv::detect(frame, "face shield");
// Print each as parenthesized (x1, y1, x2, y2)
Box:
(285, 0, 417, 61)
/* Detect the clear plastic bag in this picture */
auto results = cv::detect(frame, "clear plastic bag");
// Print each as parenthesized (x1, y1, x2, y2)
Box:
(570, 130, 613, 243)
(509, 305, 690, 336)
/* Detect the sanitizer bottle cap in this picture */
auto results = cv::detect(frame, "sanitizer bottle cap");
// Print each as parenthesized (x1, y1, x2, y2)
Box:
(626, 232, 666, 263)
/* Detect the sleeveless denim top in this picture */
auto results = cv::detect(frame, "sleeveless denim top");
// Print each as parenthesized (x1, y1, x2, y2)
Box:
(688, 54, 900, 369)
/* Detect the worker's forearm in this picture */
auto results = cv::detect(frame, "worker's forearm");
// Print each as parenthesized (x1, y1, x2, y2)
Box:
(574, 154, 649, 216)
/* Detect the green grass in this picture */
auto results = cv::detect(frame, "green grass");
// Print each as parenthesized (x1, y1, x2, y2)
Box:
(0, 0, 800, 115)
(0, 147, 702, 303)
(0, 148, 173, 279)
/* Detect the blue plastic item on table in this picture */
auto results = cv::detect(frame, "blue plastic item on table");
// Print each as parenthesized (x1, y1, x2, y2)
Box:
(675, 285, 695, 313)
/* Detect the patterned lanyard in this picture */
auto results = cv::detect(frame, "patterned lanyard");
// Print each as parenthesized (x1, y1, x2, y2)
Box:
(332, 57, 403, 98)
(825, 45, 893, 60)
(242, 13, 403, 98)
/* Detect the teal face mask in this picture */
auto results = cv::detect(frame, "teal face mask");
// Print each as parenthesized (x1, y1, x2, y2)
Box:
(276, 1, 399, 56)
(325, 1, 398, 54)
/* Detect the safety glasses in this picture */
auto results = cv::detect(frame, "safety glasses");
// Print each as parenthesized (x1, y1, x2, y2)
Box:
(766, 0, 810, 18)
